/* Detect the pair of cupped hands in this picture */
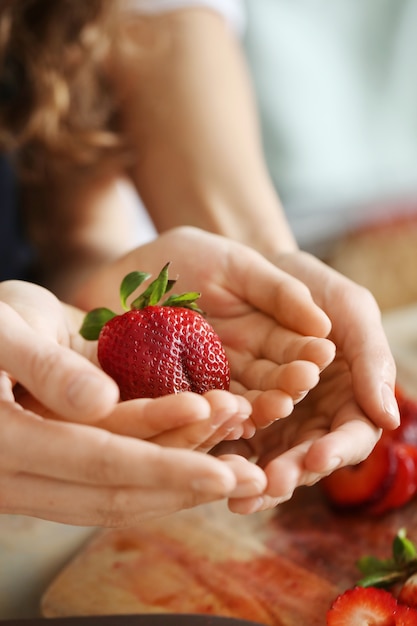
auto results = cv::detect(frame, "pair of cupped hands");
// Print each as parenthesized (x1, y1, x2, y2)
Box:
(0, 227, 399, 527)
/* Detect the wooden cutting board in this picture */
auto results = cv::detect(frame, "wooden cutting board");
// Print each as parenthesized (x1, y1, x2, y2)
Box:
(41, 488, 417, 625)
(41, 502, 338, 626)
(41, 304, 417, 626)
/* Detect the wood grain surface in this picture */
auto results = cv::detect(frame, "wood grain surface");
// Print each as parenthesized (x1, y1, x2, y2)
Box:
(41, 305, 417, 626)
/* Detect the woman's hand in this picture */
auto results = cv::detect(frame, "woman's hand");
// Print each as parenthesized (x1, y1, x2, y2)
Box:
(0, 280, 266, 525)
(274, 250, 399, 431)
(74, 227, 336, 428)
(213, 352, 382, 513)
(211, 253, 399, 514)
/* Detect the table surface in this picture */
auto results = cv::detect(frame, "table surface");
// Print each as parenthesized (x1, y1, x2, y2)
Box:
(1, 303, 417, 621)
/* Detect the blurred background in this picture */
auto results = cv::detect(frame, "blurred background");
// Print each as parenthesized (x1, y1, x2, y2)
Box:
(242, 0, 417, 311)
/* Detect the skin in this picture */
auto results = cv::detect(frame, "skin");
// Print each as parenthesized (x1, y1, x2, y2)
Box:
(0, 280, 266, 526)
(0, 224, 333, 524)
(74, 226, 382, 513)
(112, 9, 399, 432)
(11, 5, 399, 521)
(74, 227, 336, 429)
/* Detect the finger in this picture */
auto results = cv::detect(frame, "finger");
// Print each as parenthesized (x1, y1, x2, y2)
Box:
(100, 390, 252, 449)
(0, 302, 119, 422)
(276, 255, 399, 430)
(304, 417, 382, 475)
(0, 402, 237, 493)
(0, 371, 14, 402)
(225, 319, 335, 369)
(233, 359, 321, 400)
(229, 416, 381, 514)
(98, 393, 215, 438)
(218, 453, 267, 498)
(149, 391, 252, 451)
(258, 416, 381, 501)
(243, 389, 295, 428)
(342, 293, 399, 430)
(0, 473, 226, 527)
(227, 248, 332, 337)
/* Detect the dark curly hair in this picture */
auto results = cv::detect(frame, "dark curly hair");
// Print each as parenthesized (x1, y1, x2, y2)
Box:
(0, 0, 127, 179)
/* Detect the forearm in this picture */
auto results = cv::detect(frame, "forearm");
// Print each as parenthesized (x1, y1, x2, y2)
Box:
(114, 8, 297, 256)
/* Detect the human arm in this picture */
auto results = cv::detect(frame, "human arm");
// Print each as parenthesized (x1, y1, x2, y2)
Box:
(111, 7, 399, 437)
(112, 7, 297, 255)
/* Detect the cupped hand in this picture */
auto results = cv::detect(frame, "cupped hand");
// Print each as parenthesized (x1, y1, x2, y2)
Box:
(213, 352, 382, 514)
(0, 280, 266, 525)
(74, 227, 336, 427)
(274, 250, 400, 431)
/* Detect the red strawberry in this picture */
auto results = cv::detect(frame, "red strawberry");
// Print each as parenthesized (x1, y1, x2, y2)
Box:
(393, 604, 417, 625)
(368, 443, 417, 515)
(398, 573, 417, 609)
(320, 439, 397, 510)
(392, 387, 417, 447)
(80, 263, 230, 400)
(326, 586, 398, 625)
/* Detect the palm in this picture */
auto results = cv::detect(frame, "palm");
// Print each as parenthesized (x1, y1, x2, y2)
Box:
(274, 249, 398, 431)
(213, 351, 382, 513)
(74, 228, 336, 426)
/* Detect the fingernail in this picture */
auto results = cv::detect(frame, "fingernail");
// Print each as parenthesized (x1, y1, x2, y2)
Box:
(294, 390, 309, 403)
(326, 457, 343, 472)
(381, 383, 400, 426)
(248, 496, 265, 513)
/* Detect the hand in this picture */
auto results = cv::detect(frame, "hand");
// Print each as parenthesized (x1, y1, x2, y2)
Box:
(213, 353, 382, 513)
(0, 280, 266, 525)
(212, 251, 400, 514)
(274, 250, 400, 431)
(74, 227, 336, 428)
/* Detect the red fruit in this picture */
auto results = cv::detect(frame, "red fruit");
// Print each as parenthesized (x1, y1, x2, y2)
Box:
(326, 586, 398, 625)
(80, 263, 230, 400)
(98, 305, 229, 400)
(398, 573, 417, 610)
(369, 444, 417, 515)
(393, 388, 417, 446)
(393, 604, 417, 625)
(321, 439, 397, 510)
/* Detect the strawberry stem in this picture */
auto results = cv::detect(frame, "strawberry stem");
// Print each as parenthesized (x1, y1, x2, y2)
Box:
(131, 262, 171, 309)
(120, 271, 151, 311)
(357, 529, 417, 588)
(79, 262, 205, 341)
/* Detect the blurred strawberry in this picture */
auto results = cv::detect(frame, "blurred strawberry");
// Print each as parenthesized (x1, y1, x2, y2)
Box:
(320, 439, 397, 510)
(326, 586, 398, 625)
(393, 604, 417, 625)
(321, 386, 417, 515)
(398, 573, 417, 610)
(391, 387, 417, 447)
(369, 444, 417, 515)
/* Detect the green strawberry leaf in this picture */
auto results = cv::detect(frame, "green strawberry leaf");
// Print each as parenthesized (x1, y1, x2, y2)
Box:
(162, 291, 203, 313)
(393, 528, 417, 564)
(357, 569, 406, 588)
(120, 271, 151, 311)
(357, 555, 396, 578)
(166, 279, 176, 294)
(80, 262, 205, 343)
(131, 262, 172, 309)
(79, 307, 117, 340)
(356, 529, 417, 589)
